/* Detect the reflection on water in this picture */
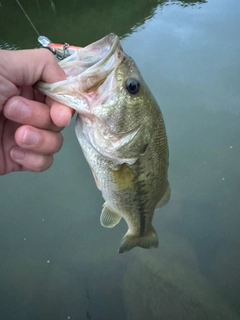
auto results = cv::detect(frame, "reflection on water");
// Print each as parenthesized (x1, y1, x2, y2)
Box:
(124, 235, 239, 320)
(0, 40, 19, 50)
(175, 0, 207, 6)
(0, 0, 207, 49)
(1, 0, 240, 319)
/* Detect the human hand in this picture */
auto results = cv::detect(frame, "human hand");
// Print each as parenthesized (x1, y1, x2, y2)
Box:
(0, 48, 73, 175)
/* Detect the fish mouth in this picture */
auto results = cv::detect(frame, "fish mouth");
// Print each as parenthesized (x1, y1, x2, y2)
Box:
(36, 34, 123, 114)
(86, 33, 120, 70)
(59, 33, 121, 78)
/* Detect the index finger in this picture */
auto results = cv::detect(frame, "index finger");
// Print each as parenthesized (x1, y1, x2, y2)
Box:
(0, 48, 66, 86)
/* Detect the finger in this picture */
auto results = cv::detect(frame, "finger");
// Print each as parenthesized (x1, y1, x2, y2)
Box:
(1, 48, 66, 86)
(49, 99, 74, 128)
(10, 147, 54, 172)
(15, 125, 63, 155)
(19, 85, 45, 103)
(4, 96, 62, 132)
(19, 86, 35, 100)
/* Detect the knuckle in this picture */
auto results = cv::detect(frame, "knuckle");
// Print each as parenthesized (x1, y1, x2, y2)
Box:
(40, 132, 63, 154)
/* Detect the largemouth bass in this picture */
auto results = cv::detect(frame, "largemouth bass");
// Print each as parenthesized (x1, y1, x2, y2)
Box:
(37, 33, 170, 253)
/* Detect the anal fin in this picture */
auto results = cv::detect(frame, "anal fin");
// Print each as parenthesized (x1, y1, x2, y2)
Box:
(100, 204, 122, 228)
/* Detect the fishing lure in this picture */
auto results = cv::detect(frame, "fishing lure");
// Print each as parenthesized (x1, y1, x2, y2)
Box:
(38, 35, 81, 60)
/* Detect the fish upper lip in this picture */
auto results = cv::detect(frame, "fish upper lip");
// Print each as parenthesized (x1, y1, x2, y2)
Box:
(92, 34, 120, 68)
(64, 33, 120, 73)
(78, 33, 120, 75)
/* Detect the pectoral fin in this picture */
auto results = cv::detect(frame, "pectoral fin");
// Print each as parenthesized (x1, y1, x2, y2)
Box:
(100, 204, 122, 228)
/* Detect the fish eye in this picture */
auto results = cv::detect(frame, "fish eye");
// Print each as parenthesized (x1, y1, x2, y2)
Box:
(125, 78, 140, 94)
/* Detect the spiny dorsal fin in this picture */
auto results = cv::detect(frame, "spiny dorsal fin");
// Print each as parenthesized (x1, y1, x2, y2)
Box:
(100, 204, 122, 228)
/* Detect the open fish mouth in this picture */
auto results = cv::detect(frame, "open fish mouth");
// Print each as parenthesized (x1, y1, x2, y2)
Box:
(83, 33, 120, 70)
(57, 33, 121, 77)
(36, 33, 123, 112)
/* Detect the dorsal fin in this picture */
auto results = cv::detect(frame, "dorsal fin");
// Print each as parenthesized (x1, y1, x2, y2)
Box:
(156, 181, 171, 209)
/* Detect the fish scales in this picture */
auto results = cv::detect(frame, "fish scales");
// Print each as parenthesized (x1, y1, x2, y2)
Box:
(36, 33, 170, 253)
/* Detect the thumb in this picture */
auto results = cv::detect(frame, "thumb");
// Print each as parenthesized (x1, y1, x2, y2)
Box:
(0, 48, 66, 86)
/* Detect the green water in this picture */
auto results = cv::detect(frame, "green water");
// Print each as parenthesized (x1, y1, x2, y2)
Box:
(0, 0, 240, 319)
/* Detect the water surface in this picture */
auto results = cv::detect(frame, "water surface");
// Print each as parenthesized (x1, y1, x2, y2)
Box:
(0, 0, 240, 319)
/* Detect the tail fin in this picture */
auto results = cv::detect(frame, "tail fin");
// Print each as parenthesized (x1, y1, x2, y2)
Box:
(118, 226, 158, 254)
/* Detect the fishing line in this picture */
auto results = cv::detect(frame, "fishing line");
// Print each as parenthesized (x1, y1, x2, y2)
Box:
(15, 0, 40, 36)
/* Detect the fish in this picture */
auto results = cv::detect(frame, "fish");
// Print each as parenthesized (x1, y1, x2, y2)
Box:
(36, 33, 170, 253)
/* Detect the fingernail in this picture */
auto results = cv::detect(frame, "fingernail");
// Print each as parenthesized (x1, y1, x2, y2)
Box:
(10, 147, 26, 160)
(22, 129, 40, 146)
(8, 99, 30, 120)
